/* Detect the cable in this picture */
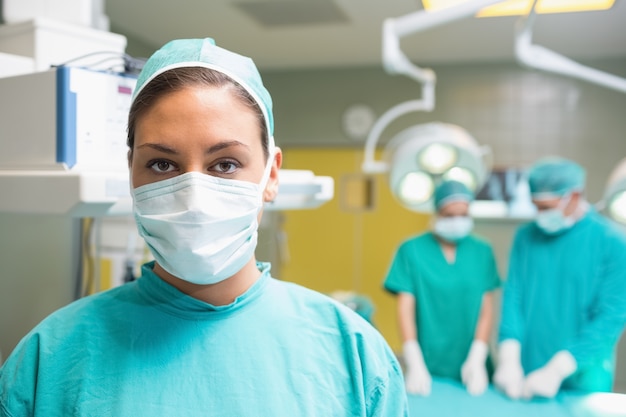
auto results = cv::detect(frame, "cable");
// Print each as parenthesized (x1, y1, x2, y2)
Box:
(50, 50, 147, 75)
(73, 218, 85, 300)
(74, 218, 95, 299)
(53, 50, 126, 66)
(124, 55, 147, 75)
(81, 218, 95, 297)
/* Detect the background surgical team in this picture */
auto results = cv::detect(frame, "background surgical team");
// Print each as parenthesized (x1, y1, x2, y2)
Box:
(384, 158, 626, 399)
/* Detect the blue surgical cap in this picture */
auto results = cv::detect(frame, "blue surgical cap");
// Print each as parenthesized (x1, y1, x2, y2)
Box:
(133, 38, 274, 138)
(434, 180, 474, 211)
(528, 157, 586, 200)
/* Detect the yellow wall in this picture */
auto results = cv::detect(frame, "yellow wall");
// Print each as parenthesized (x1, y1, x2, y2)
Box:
(280, 147, 431, 352)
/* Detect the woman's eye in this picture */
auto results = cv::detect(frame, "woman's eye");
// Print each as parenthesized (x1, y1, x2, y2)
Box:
(148, 160, 176, 173)
(213, 161, 239, 174)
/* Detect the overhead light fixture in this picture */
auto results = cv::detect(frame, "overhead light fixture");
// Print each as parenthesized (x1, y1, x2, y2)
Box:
(609, 192, 626, 225)
(422, 0, 615, 16)
(515, 0, 626, 93)
(396, 171, 435, 206)
(379, 122, 492, 212)
(381, 0, 625, 93)
(418, 142, 458, 174)
(601, 158, 626, 225)
(362, 1, 499, 212)
(443, 166, 477, 190)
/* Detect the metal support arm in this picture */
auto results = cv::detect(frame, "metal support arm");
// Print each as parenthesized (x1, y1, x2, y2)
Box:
(362, 0, 505, 173)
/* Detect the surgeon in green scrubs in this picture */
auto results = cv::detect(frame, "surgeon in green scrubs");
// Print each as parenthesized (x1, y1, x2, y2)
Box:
(384, 180, 501, 397)
(494, 157, 626, 400)
(0, 38, 408, 416)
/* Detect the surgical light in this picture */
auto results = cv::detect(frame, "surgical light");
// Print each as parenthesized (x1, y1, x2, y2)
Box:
(602, 157, 626, 225)
(442, 166, 477, 191)
(396, 171, 435, 206)
(361, 1, 501, 212)
(608, 192, 626, 224)
(418, 143, 457, 174)
(379, 122, 491, 212)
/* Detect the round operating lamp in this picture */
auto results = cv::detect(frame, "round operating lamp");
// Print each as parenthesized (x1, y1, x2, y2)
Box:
(418, 142, 457, 174)
(396, 171, 435, 206)
(383, 122, 491, 212)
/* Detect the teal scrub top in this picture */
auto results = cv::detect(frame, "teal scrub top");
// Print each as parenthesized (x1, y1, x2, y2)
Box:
(383, 232, 501, 381)
(499, 209, 626, 392)
(0, 262, 408, 417)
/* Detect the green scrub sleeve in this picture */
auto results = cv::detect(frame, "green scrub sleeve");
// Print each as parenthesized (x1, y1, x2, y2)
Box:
(383, 243, 415, 295)
(565, 232, 626, 368)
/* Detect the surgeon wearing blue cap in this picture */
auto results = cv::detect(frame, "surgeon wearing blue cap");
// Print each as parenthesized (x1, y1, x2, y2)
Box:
(494, 157, 626, 400)
(0, 38, 408, 416)
(383, 180, 501, 397)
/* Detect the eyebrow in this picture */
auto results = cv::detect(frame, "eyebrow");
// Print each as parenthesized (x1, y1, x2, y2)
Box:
(206, 140, 250, 153)
(136, 140, 250, 154)
(136, 143, 178, 154)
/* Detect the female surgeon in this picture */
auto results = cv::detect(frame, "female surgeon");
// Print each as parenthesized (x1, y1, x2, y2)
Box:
(383, 180, 501, 397)
(0, 38, 408, 416)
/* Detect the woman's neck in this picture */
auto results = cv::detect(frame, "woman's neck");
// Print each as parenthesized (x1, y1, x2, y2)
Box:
(152, 258, 262, 305)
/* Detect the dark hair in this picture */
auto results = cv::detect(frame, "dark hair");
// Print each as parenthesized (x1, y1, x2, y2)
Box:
(127, 67, 269, 159)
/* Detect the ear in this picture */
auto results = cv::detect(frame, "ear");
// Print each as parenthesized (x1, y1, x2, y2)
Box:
(127, 149, 133, 169)
(263, 147, 282, 203)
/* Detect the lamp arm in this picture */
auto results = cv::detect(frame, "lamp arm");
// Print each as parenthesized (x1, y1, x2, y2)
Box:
(362, 100, 432, 173)
(383, 0, 505, 79)
(515, 0, 626, 93)
(364, 0, 506, 174)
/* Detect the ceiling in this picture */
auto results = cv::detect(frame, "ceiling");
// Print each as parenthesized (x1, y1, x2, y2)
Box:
(105, 0, 626, 71)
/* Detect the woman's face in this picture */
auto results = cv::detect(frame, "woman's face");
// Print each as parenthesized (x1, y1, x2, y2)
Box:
(129, 85, 281, 200)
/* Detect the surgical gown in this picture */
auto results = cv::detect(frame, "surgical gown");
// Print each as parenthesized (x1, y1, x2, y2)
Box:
(0, 262, 408, 417)
(499, 209, 626, 392)
(383, 232, 500, 381)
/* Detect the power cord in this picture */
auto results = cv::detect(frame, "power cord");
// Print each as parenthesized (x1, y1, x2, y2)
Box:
(50, 51, 146, 75)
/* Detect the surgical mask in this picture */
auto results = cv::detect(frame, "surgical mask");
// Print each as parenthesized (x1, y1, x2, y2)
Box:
(433, 216, 473, 243)
(131, 149, 274, 285)
(535, 194, 575, 235)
